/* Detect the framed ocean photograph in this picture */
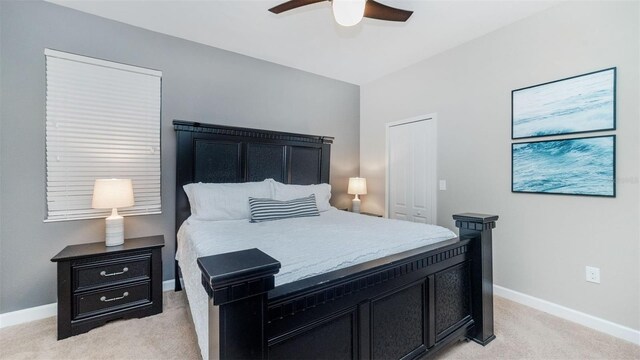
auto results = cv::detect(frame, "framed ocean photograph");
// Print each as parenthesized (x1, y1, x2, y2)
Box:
(512, 68, 616, 139)
(512, 135, 615, 197)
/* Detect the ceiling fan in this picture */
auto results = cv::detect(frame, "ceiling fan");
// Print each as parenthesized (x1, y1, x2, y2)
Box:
(269, 0, 413, 27)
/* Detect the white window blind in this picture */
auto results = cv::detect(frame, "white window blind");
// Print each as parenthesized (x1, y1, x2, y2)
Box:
(45, 49, 162, 222)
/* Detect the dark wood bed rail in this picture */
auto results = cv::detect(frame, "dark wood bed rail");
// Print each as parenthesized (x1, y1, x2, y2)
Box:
(199, 213, 498, 359)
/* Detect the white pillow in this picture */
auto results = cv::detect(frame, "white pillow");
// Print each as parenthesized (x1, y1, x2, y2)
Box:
(269, 180, 332, 212)
(183, 180, 272, 221)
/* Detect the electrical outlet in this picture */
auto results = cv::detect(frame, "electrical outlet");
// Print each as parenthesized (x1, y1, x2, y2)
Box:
(585, 266, 600, 283)
(439, 180, 447, 191)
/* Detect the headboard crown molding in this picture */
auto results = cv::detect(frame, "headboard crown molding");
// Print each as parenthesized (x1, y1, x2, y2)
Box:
(173, 120, 334, 144)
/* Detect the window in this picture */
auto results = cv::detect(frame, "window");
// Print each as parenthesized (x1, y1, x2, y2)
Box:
(45, 49, 162, 221)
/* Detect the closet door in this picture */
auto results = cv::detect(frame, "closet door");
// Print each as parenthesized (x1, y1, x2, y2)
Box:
(387, 118, 437, 224)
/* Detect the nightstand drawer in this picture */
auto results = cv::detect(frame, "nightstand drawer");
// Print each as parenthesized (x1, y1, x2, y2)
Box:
(74, 255, 151, 291)
(74, 282, 151, 319)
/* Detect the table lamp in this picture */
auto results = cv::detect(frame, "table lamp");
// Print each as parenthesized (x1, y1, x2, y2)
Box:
(92, 179, 134, 246)
(348, 177, 367, 214)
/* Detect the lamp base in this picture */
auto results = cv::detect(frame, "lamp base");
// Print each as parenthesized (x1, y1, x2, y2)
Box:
(352, 198, 361, 214)
(105, 209, 124, 247)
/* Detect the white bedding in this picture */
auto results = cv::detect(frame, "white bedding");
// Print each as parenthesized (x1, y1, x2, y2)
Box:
(176, 207, 456, 359)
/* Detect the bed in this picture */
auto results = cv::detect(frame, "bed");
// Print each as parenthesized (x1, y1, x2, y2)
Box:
(174, 120, 499, 360)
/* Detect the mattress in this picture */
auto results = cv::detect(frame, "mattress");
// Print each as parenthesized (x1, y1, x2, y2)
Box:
(176, 208, 457, 359)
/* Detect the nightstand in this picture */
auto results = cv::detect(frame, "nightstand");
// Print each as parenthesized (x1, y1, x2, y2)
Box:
(340, 208, 383, 217)
(360, 212, 383, 217)
(339, 208, 382, 217)
(51, 235, 164, 340)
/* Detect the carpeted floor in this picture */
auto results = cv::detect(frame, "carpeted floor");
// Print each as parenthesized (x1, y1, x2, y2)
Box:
(1, 291, 638, 360)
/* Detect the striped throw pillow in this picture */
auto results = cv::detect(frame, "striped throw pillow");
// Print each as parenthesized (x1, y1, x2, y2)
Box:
(249, 195, 320, 223)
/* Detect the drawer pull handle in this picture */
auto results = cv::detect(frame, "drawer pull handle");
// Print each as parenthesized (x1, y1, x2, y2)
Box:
(100, 267, 128, 277)
(100, 292, 129, 302)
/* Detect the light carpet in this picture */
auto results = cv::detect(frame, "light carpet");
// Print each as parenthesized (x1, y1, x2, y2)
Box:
(1, 291, 638, 359)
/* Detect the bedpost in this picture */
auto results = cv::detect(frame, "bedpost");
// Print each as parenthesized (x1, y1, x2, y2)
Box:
(452, 213, 499, 346)
(198, 248, 281, 360)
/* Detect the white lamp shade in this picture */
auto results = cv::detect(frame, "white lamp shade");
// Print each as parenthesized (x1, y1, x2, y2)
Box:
(332, 0, 366, 27)
(92, 179, 135, 209)
(348, 177, 367, 195)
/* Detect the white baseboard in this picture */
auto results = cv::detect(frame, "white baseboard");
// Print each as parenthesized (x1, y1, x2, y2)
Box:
(0, 279, 176, 329)
(162, 278, 175, 292)
(0, 303, 58, 329)
(494, 285, 640, 345)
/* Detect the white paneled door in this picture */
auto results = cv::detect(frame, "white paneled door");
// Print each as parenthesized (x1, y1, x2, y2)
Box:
(386, 115, 437, 224)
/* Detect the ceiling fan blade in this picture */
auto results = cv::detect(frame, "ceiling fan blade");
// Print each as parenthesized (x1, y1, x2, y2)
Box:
(269, 0, 327, 14)
(364, 0, 413, 22)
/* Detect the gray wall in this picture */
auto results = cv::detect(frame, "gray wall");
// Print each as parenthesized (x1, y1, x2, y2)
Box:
(360, 1, 639, 330)
(0, 1, 360, 313)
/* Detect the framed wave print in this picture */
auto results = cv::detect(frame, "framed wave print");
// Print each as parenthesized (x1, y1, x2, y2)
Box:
(512, 68, 616, 139)
(512, 135, 615, 197)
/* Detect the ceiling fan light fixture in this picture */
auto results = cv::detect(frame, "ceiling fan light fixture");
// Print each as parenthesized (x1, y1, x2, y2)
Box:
(332, 0, 367, 27)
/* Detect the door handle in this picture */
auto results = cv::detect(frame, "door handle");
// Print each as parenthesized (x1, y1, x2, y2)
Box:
(100, 267, 128, 277)
(100, 292, 129, 302)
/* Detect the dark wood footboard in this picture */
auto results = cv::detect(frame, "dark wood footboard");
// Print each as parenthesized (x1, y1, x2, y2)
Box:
(198, 213, 498, 360)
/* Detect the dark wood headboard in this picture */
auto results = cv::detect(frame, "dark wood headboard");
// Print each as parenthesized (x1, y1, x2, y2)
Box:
(173, 120, 333, 289)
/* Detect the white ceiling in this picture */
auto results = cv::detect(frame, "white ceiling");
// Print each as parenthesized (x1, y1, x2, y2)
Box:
(47, 0, 558, 85)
